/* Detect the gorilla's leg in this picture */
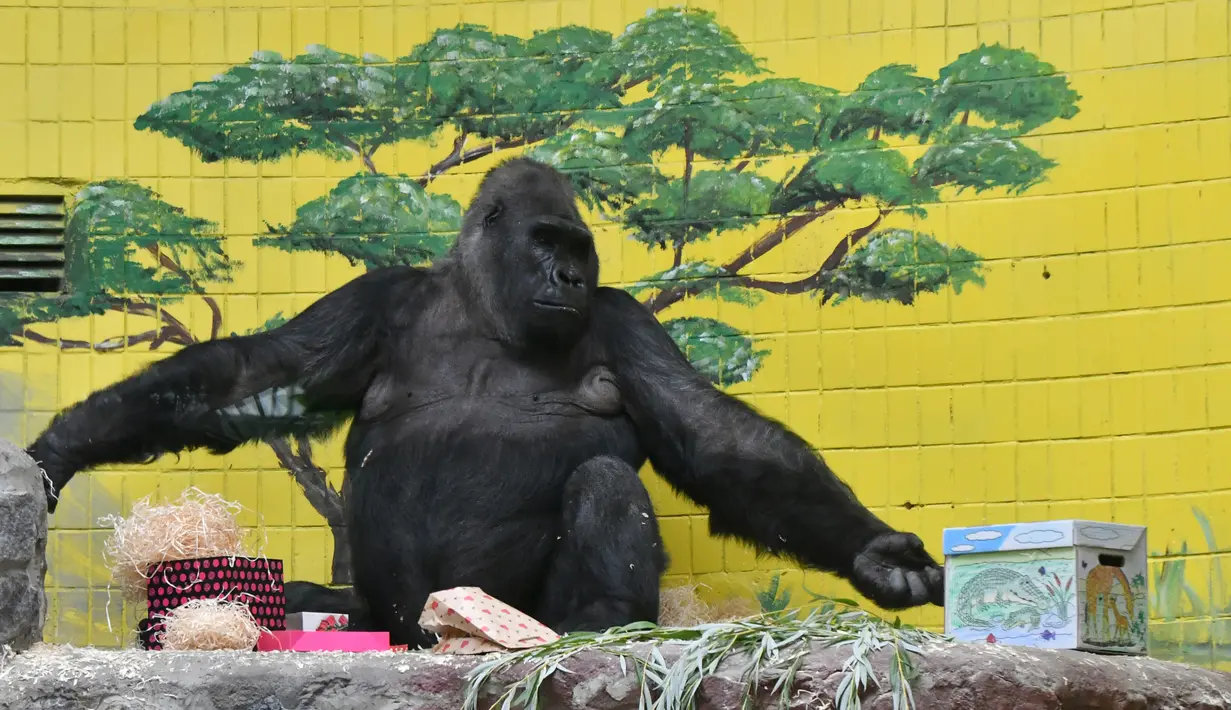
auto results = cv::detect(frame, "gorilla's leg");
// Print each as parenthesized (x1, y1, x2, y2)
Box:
(535, 456, 667, 633)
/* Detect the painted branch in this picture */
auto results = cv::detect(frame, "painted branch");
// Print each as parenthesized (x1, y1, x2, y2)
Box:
(723, 211, 888, 298)
(417, 133, 544, 187)
(17, 328, 160, 351)
(643, 203, 839, 314)
(266, 437, 344, 530)
(140, 244, 223, 339)
(731, 137, 763, 174)
(412, 74, 651, 187)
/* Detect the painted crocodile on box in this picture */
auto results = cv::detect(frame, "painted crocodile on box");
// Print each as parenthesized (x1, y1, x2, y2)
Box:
(954, 568, 1065, 631)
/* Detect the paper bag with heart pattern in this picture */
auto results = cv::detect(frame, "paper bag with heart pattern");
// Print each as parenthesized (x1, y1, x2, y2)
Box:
(418, 586, 560, 655)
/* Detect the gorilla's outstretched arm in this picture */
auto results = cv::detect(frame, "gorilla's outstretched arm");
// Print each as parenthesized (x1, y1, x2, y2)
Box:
(596, 288, 943, 610)
(29, 267, 408, 510)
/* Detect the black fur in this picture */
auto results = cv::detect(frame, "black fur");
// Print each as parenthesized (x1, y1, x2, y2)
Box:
(27, 158, 943, 648)
(283, 581, 371, 628)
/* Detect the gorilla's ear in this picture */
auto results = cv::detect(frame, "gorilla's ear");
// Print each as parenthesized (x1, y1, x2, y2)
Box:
(483, 199, 504, 228)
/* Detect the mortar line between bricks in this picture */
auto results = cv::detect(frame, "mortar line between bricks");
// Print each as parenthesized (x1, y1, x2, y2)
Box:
(21, 354, 1231, 412)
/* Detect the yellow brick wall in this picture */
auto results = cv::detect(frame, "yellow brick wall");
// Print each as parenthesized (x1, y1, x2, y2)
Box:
(0, 0, 1228, 667)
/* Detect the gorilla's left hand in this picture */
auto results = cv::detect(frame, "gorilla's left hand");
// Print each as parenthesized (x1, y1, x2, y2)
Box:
(849, 531, 944, 609)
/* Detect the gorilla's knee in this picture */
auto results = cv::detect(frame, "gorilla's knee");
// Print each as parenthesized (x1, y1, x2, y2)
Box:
(562, 456, 665, 573)
(566, 455, 646, 497)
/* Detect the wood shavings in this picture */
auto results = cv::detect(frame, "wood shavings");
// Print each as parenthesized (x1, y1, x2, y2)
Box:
(98, 487, 250, 602)
(154, 599, 263, 652)
(657, 583, 758, 627)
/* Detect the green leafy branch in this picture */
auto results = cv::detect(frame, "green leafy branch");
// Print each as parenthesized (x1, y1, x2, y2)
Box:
(462, 602, 947, 710)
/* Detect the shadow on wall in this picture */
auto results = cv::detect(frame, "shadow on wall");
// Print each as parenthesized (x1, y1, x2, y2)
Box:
(0, 372, 26, 443)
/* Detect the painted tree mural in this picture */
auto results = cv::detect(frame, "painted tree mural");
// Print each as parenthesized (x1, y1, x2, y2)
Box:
(0, 8, 1080, 587)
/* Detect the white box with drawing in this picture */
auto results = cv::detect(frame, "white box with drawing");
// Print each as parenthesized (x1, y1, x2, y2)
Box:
(942, 520, 1147, 655)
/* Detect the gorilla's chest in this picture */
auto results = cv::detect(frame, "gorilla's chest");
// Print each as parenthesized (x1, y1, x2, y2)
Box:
(359, 331, 622, 422)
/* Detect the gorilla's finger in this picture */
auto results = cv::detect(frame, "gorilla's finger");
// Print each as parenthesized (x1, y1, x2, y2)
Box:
(906, 570, 929, 602)
(925, 567, 945, 606)
(888, 567, 907, 594)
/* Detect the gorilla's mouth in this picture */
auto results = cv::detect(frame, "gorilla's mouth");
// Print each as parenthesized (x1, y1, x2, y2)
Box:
(533, 300, 580, 315)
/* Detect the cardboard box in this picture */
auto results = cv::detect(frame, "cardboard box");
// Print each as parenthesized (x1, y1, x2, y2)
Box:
(286, 612, 349, 631)
(138, 556, 286, 650)
(419, 587, 559, 655)
(943, 520, 1147, 655)
(257, 630, 391, 652)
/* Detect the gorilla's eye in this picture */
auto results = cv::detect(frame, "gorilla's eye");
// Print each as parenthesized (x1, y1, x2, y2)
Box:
(483, 202, 503, 227)
(530, 226, 556, 247)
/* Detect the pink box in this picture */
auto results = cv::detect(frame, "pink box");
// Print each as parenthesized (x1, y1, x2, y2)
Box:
(257, 630, 391, 652)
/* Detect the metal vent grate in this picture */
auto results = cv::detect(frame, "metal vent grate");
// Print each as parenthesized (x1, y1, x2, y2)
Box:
(0, 194, 67, 294)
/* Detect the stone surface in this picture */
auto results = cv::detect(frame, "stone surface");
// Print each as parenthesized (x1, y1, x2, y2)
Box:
(0, 438, 48, 652)
(2, 639, 1229, 710)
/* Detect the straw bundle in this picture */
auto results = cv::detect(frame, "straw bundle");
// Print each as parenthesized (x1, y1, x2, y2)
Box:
(99, 487, 248, 601)
(155, 599, 263, 651)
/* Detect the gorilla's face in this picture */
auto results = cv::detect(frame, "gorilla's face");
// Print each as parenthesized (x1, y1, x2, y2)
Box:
(457, 159, 600, 347)
(515, 214, 596, 330)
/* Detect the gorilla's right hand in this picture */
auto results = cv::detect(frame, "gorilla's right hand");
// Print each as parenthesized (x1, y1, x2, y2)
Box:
(849, 531, 945, 610)
(26, 432, 76, 514)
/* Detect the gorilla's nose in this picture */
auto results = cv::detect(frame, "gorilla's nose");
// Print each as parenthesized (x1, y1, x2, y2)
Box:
(554, 267, 585, 290)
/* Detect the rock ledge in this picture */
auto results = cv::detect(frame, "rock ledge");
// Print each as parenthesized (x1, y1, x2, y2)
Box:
(2, 640, 1230, 710)
(0, 439, 48, 651)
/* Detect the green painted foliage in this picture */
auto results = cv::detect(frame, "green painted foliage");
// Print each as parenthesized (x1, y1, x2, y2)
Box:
(233, 312, 290, 337)
(0, 293, 97, 346)
(524, 130, 664, 214)
(824, 229, 985, 306)
(662, 316, 770, 386)
(825, 64, 934, 141)
(136, 45, 433, 164)
(406, 25, 621, 142)
(621, 79, 758, 162)
(736, 78, 839, 155)
(259, 174, 463, 270)
(61, 181, 233, 294)
(914, 126, 1057, 195)
(598, 7, 763, 94)
(928, 44, 1081, 137)
(774, 141, 938, 215)
(624, 169, 776, 249)
(620, 73, 831, 163)
(626, 262, 763, 307)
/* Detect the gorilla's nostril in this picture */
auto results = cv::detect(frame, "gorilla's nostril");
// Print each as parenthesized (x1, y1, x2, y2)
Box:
(555, 268, 584, 289)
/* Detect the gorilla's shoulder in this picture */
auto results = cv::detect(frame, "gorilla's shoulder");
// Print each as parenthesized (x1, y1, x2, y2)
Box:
(593, 286, 655, 322)
(333, 265, 439, 319)
(355, 264, 432, 286)
(347, 265, 436, 296)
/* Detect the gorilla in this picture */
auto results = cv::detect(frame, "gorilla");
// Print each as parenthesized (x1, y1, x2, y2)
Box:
(27, 158, 943, 648)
